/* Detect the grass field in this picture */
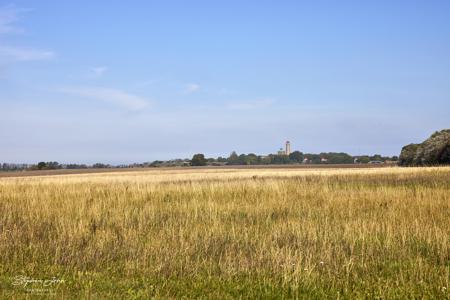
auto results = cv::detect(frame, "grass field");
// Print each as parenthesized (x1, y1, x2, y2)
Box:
(0, 167, 449, 299)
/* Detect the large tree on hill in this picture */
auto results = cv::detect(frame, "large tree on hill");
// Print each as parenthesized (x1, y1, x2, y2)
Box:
(399, 129, 450, 166)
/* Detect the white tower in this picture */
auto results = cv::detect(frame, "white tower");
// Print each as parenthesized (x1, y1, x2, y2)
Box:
(285, 141, 291, 155)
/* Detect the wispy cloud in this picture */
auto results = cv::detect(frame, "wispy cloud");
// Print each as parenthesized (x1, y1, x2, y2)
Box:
(0, 6, 55, 64)
(226, 98, 274, 110)
(183, 83, 200, 94)
(90, 66, 108, 78)
(0, 5, 26, 34)
(0, 46, 55, 62)
(58, 86, 150, 111)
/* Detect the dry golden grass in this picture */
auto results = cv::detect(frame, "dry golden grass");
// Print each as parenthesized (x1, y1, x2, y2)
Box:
(0, 166, 449, 299)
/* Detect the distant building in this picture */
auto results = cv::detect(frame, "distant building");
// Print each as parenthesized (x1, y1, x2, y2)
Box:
(277, 140, 292, 155)
(303, 157, 309, 164)
(285, 141, 291, 155)
(321, 157, 328, 163)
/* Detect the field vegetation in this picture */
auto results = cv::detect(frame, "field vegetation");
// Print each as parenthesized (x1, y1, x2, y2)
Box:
(0, 167, 449, 299)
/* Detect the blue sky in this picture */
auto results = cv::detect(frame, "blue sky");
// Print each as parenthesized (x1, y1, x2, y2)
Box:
(1, 1, 449, 164)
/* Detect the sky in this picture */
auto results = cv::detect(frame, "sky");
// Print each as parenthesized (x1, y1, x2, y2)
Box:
(0, 1, 449, 164)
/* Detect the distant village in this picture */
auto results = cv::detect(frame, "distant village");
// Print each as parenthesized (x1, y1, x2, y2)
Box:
(1, 140, 399, 171)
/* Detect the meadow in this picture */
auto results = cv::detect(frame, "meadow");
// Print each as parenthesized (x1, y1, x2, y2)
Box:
(0, 167, 449, 299)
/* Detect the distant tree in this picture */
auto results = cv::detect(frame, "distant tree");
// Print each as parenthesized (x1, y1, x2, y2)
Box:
(304, 154, 321, 164)
(93, 163, 109, 168)
(66, 164, 88, 169)
(289, 151, 303, 162)
(238, 154, 248, 165)
(326, 153, 353, 164)
(227, 151, 240, 165)
(149, 160, 164, 167)
(46, 161, 61, 169)
(217, 156, 227, 163)
(246, 153, 259, 165)
(370, 154, 383, 161)
(357, 156, 370, 164)
(261, 156, 272, 164)
(270, 154, 291, 164)
(37, 162, 47, 170)
(191, 154, 207, 166)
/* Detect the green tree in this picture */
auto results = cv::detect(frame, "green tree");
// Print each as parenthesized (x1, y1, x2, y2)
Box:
(289, 151, 303, 162)
(238, 154, 248, 165)
(370, 154, 383, 161)
(46, 161, 61, 169)
(246, 153, 259, 165)
(93, 163, 109, 168)
(357, 156, 370, 164)
(191, 154, 207, 166)
(37, 162, 47, 170)
(270, 154, 291, 164)
(325, 153, 353, 164)
(227, 151, 240, 165)
(217, 156, 227, 163)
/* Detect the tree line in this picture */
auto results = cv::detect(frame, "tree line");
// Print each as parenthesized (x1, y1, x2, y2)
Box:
(1, 152, 398, 171)
(189, 151, 398, 166)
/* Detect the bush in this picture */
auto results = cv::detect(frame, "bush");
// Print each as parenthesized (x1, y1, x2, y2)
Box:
(399, 129, 450, 166)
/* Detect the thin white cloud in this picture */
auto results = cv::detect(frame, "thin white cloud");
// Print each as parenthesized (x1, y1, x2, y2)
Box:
(90, 66, 108, 78)
(58, 86, 150, 111)
(0, 46, 55, 62)
(0, 5, 26, 34)
(0, 6, 55, 64)
(226, 99, 274, 110)
(183, 83, 200, 94)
